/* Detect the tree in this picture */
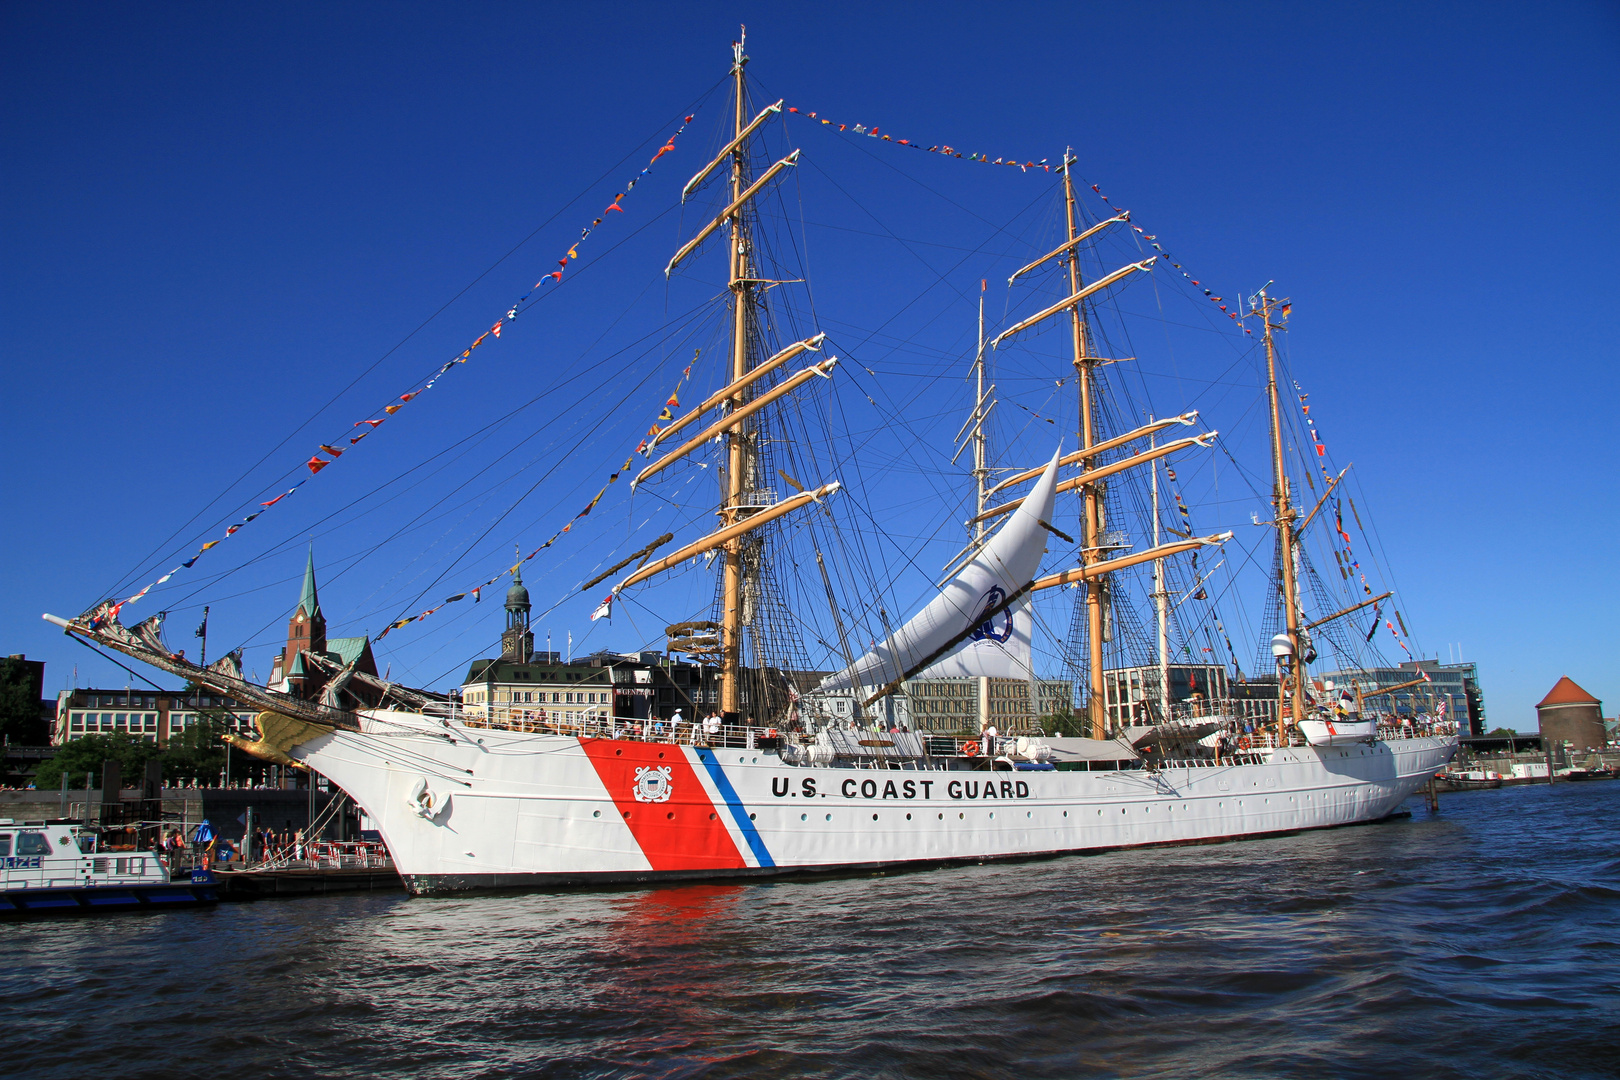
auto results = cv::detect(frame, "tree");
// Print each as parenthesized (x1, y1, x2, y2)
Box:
(0, 657, 49, 744)
(1484, 726, 1521, 739)
(1040, 710, 1087, 738)
(163, 712, 227, 787)
(34, 732, 159, 791)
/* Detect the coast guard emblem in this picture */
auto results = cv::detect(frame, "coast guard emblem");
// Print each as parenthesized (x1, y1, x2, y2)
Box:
(633, 765, 673, 803)
(968, 585, 1014, 643)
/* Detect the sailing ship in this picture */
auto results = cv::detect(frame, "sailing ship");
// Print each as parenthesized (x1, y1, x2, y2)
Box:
(44, 33, 1457, 894)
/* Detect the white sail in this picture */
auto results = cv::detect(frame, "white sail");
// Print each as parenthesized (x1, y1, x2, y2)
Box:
(819, 446, 1062, 695)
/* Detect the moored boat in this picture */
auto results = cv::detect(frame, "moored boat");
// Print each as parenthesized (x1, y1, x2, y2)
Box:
(0, 819, 218, 917)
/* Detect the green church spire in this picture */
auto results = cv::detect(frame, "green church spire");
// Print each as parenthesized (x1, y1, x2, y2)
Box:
(299, 544, 321, 621)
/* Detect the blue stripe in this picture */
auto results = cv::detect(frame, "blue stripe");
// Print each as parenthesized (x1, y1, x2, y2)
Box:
(692, 747, 775, 868)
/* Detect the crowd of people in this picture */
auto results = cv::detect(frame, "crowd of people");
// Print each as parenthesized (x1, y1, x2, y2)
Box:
(471, 705, 787, 747)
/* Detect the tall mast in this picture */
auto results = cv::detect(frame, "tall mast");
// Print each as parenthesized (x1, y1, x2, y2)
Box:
(719, 30, 754, 719)
(1258, 289, 1305, 729)
(972, 282, 989, 543)
(1151, 437, 1169, 723)
(1062, 152, 1107, 739)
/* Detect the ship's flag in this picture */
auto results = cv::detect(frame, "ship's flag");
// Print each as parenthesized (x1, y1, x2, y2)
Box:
(590, 595, 613, 622)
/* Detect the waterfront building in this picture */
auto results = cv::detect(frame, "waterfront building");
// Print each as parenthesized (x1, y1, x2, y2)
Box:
(796, 675, 1071, 734)
(461, 575, 717, 725)
(1, 653, 53, 744)
(902, 676, 1070, 735)
(1100, 664, 1229, 727)
(54, 686, 258, 746)
(1313, 659, 1484, 730)
(460, 652, 716, 727)
(1536, 676, 1606, 756)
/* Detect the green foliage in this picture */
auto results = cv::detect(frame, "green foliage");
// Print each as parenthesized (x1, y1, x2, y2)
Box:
(163, 711, 228, 786)
(1484, 726, 1522, 739)
(34, 700, 272, 791)
(0, 658, 48, 744)
(1040, 710, 1086, 738)
(33, 732, 159, 791)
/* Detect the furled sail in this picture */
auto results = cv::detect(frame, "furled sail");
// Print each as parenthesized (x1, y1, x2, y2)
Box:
(819, 447, 1062, 695)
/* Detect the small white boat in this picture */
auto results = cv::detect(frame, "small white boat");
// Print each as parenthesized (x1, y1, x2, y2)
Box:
(0, 819, 218, 916)
(1298, 718, 1377, 746)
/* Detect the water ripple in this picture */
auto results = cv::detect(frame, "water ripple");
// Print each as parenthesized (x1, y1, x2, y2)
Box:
(4, 782, 1618, 1079)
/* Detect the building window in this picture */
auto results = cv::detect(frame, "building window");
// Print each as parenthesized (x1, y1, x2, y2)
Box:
(551, 692, 560, 703)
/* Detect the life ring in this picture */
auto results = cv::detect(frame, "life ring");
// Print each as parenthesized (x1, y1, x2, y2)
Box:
(1237, 734, 1253, 750)
(962, 740, 981, 757)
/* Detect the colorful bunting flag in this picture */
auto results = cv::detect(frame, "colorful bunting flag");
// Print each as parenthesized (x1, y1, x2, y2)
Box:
(787, 105, 1050, 173)
(99, 113, 703, 628)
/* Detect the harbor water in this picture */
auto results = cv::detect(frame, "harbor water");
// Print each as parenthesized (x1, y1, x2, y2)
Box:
(5, 782, 1616, 1079)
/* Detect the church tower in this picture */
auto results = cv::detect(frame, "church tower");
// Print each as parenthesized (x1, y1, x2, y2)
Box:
(281, 546, 327, 696)
(501, 566, 534, 664)
(268, 545, 378, 702)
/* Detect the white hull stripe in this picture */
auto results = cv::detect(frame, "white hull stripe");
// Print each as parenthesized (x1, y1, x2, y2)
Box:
(693, 747, 776, 868)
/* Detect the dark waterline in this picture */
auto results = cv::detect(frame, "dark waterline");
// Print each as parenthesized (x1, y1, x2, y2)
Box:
(6, 783, 1617, 1079)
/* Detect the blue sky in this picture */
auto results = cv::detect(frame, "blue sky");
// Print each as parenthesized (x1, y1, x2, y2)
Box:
(3, 2, 1615, 730)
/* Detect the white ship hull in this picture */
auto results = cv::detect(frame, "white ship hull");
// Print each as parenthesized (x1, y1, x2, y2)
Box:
(294, 710, 1456, 895)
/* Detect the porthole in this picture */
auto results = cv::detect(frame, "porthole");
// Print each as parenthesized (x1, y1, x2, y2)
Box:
(709, 812, 716, 820)
(614, 748, 622, 756)
(958, 813, 964, 820)
(906, 813, 912, 820)
(592, 810, 601, 818)
(938, 813, 944, 820)
(1026, 811, 1031, 818)
(1063, 811, 1068, 817)
(989, 812, 994, 819)
(623, 810, 631, 818)
(825, 814, 832, 821)
(871, 813, 878, 821)
(666, 811, 675, 820)
(750, 813, 757, 821)
(800, 813, 808, 821)
(657, 752, 665, 759)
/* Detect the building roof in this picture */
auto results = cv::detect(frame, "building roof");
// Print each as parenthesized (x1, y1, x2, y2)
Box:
(1537, 676, 1600, 708)
(325, 637, 372, 667)
(506, 564, 530, 609)
(463, 659, 616, 685)
(299, 546, 322, 621)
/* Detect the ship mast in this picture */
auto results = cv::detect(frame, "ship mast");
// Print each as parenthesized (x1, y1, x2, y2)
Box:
(971, 283, 990, 542)
(1061, 152, 1108, 739)
(719, 30, 755, 719)
(1151, 437, 1170, 723)
(1258, 288, 1306, 730)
